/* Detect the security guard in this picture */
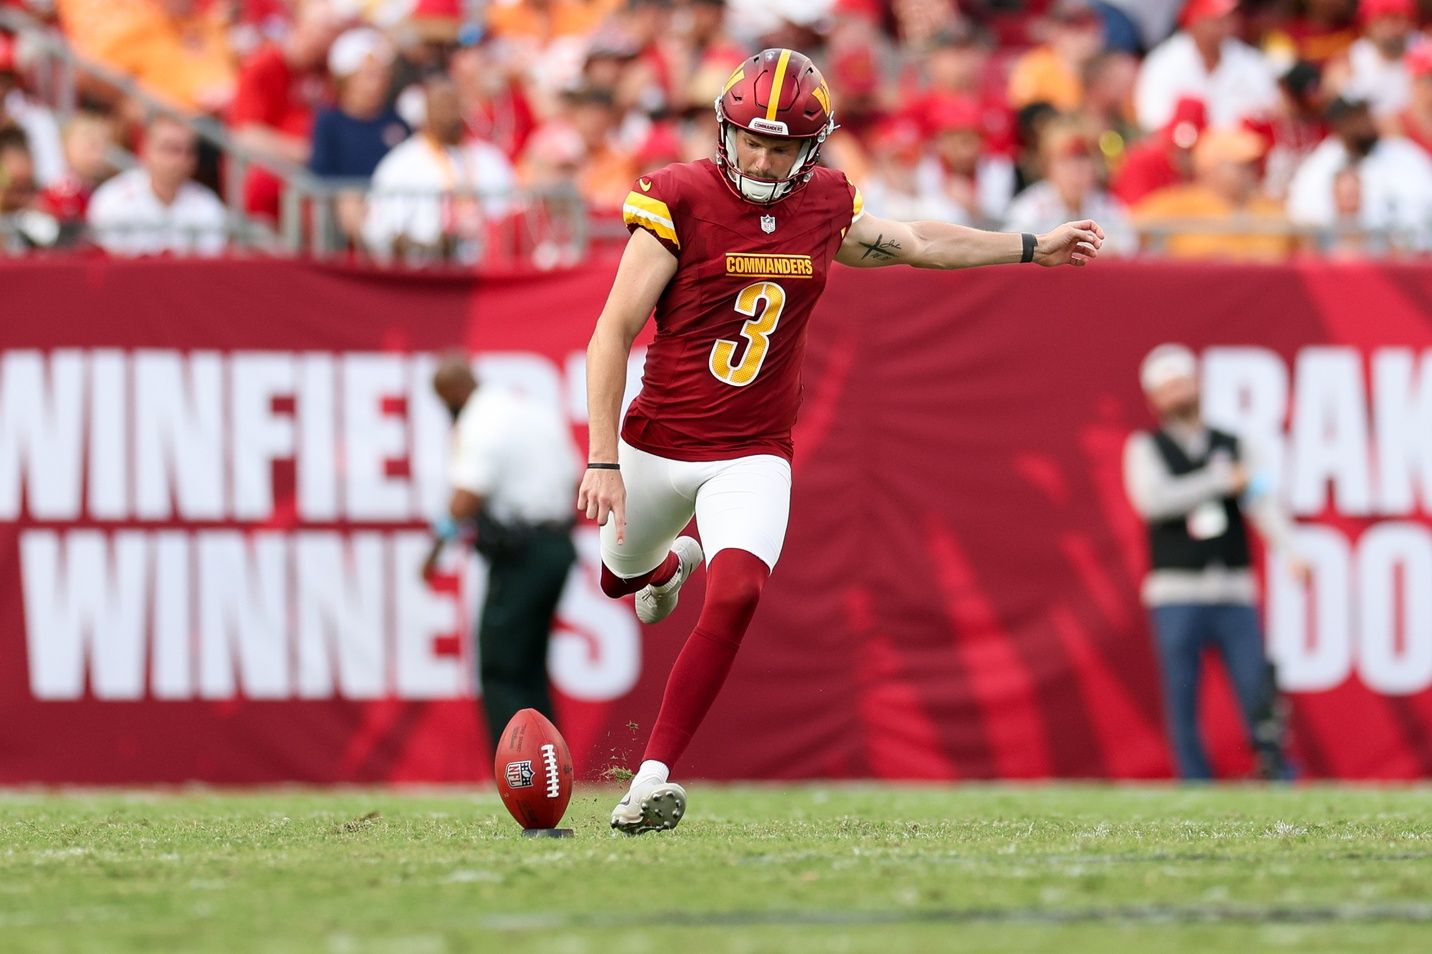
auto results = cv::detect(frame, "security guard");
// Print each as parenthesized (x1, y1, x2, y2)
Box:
(423, 353, 580, 746)
(1123, 344, 1303, 780)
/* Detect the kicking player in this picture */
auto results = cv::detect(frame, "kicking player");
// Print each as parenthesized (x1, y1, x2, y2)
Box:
(580, 48, 1104, 833)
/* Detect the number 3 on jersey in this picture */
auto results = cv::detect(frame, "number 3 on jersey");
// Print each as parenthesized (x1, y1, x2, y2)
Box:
(709, 281, 786, 387)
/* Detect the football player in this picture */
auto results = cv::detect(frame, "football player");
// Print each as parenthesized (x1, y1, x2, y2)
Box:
(580, 49, 1104, 833)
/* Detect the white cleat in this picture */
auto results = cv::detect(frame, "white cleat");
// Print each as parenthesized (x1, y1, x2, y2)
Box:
(634, 536, 703, 625)
(611, 778, 687, 835)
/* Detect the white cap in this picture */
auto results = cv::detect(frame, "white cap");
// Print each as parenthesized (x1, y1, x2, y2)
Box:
(1139, 343, 1197, 392)
(328, 27, 394, 79)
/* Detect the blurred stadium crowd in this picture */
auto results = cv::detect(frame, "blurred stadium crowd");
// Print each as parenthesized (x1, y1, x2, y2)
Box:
(2, 0, 1432, 263)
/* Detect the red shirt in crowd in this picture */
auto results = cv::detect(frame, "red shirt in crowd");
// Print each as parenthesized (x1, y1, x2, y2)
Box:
(1112, 137, 1189, 207)
(466, 81, 537, 162)
(229, 42, 329, 218)
(39, 174, 92, 222)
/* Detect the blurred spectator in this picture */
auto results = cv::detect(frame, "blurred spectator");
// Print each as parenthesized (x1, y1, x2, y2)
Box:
(390, 0, 467, 82)
(1008, 0, 1105, 113)
(309, 27, 410, 243)
(0, 125, 61, 251)
(1287, 95, 1432, 249)
(487, 0, 623, 100)
(1394, 43, 1432, 153)
(1132, 126, 1294, 261)
(363, 76, 517, 264)
(539, 84, 637, 211)
(910, 22, 1015, 160)
(0, 126, 36, 214)
(887, 0, 958, 49)
(1265, 0, 1358, 67)
(1004, 121, 1134, 255)
(922, 91, 1013, 226)
(829, 35, 888, 146)
(1077, 49, 1140, 161)
(56, 0, 237, 114)
(87, 113, 228, 256)
(1088, 0, 1184, 54)
(1134, 0, 1280, 130)
(227, 0, 293, 59)
(669, 0, 745, 114)
(1010, 99, 1061, 194)
(1320, 162, 1387, 256)
(617, 0, 677, 116)
(518, 120, 587, 268)
(450, 28, 537, 162)
(0, 31, 63, 185)
(1112, 96, 1205, 207)
(859, 115, 963, 222)
(38, 111, 114, 227)
(1326, 0, 1418, 122)
(1261, 59, 1327, 201)
(230, 0, 343, 220)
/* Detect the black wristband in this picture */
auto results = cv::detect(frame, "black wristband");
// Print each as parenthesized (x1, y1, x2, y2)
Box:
(1020, 232, 1037, 264)
(587, 462, 620, 470)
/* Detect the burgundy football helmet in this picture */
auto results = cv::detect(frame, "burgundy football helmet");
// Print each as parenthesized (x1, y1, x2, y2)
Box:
(714, 48, 837, 204)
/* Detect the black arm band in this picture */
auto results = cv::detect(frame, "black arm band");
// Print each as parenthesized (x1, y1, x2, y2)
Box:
(1020, 233, 1036, 264)
(587, 462, 620, 471)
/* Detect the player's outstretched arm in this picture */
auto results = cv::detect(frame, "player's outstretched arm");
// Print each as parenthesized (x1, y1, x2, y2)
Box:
(836, 212, 1104, 270)
(578, 228, 678, 543)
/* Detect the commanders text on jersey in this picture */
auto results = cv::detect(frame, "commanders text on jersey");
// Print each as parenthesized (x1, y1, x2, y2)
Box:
(724, 253, 815, 279)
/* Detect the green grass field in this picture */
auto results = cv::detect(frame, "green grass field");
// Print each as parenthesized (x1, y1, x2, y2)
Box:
(3, 785, 1432, 953)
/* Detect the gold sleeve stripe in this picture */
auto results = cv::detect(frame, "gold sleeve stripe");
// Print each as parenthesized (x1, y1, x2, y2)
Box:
(852, 187, 865, 225)
(722, 67, 745, 94)
(765, 48, 793, 121)
(623, 192, 679, 247)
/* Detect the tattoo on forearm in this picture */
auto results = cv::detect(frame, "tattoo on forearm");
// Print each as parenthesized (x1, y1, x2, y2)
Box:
(858, 233, 902, 261)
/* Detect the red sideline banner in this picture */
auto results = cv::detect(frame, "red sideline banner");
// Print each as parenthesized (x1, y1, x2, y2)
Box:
(2, 258, 1431, 783)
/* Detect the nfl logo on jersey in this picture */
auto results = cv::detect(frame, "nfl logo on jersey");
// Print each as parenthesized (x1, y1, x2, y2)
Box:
(760, 214, 776, 234)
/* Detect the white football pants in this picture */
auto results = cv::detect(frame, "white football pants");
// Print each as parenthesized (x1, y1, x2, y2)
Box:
(599, 439, 792, 577)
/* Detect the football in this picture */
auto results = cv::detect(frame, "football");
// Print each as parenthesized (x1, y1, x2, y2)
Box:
(493, 708, 575, 830)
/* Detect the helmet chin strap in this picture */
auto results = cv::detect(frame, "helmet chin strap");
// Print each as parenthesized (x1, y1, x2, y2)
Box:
(719, 123, 819, 205)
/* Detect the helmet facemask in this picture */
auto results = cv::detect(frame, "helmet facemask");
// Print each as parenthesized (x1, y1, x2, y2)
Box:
(714, 99, 835, 205)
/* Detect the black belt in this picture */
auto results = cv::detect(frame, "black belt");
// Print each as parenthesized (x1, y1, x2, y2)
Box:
(512, 518, 575, 534)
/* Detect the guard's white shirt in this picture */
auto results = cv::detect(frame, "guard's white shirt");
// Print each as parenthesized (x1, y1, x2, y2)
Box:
(1135, 33, 1279, 131)
(449, 386, 580, 525)
(1287, 134, 1432, 242)
(86, 168, 228, 256)
(1123, 424, 1296, 607)
(363, 133, 516, 257)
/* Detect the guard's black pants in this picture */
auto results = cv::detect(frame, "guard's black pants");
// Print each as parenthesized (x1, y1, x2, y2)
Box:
(477, 529, 576, 747)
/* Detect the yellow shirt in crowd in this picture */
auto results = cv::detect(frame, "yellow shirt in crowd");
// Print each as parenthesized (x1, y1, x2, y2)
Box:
(486, 0, 622, 43)
(57, 0, 236, 113)
(1007, 46, 1083, 113)
(1132, 185, 1295, 262)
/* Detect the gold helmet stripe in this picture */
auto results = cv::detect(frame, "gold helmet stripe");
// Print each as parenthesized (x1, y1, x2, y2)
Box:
(764, 48, 793, 121)
(812, 81, 830, 116)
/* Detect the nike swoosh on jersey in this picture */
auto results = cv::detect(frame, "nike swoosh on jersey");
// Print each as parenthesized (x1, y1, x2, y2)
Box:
(640, 179, 652, 192)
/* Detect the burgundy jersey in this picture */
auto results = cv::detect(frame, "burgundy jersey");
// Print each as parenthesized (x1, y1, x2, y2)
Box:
(620, 159, 862, 462)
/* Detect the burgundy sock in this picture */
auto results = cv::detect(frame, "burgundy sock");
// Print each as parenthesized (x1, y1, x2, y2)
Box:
(600, 550, 679, 599)
(642, 549, 769, 768)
